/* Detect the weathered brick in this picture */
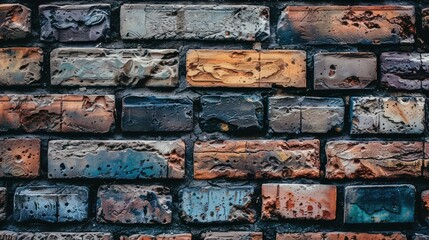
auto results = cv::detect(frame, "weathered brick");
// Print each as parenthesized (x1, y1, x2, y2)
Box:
(39, 4, 110, 42)
(0, 48, 42, 86)
(351, 96, 425, 134)
(48, 140, 185, 179)
(314, 52, 377, 89)
(326, 141, 423, 179)
(202, 232, 262, 240)
(121, 234, 192, 240)
(381, 52, 424, 90)
(122, 96, 193, 132)
(0, 4, 31, 40)
(120, 4, 269, 41)
(278, 6, 415, 45)
(0, 138, 40, 178)
(179, 186, 255, 223)
(199, 95, 263, 132)
(186, 50, 306, 88)
(276, 232, 407, 240)
(97, 185, 172, 224)
(194, 139, 320, 179)
(14, 185, 89, 223)
(344, 185, 415, 224)
(0, 188, 6, 221)
(422, 190, 429, 224)
(51, 48, 179, 87)
(261, 184, 337, 220)
(269, 96, 344, 133)
(422, 8, 429, 42)
(0, 95, 115, 133)
(0, 231, 113, 240)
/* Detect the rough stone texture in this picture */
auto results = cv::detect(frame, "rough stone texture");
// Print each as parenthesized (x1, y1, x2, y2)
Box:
(276, 232, 407, 240)
(0, 48, 42, 86)
(0, 4, 31, 40)
(96, 185, 172, 224)
(186, 50, 306, 88)
(14, 185, 89, 223)
(39, 4, 110, 42)
(261, 184, 337, 220)
(48, 140, 185, 179)
(278, 6, 415, 45)
(0, 138, 40, 178)
(0, 188, 6, 221)
(269, 96, 344, 133)
(122, 96, 193, 132)
(344, 185, 415, 224)
(0, 95, 115, 133)
(120, 4, 269, 41)
(194, 139, 320, 179)
(51, 48, 179, 87)
(314, 52, 377, 89)
(121, 234, 192, 240)
(199, 95, 263, 132)
(202, 232, 263, 240)
(325, 141, 424, 179)
(415, 234, 429, 240)
(350, 96, 425, 134)
(179, 186, 255, 223)
(0, 231, 113, 240)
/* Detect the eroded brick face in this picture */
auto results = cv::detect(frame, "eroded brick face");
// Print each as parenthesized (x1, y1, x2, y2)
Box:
(202, 232, 263, 240)
(0, 48, 42, 86)
(0, 4, 31, 40)
(276, 232, 407, 240)
(0, 138, 40, 178)
(422, 190, 429, 224)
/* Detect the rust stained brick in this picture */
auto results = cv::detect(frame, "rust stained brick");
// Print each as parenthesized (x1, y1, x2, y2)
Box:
(186, 50, 306, 88)
(0, 48, 43, 86)
(194, 139, 320, 179)
(202, 232, 263, 240)
(0, 138, 40, 178)
(0, 4, 31, 40)
(262, 184, 337, 220)
(276, 232, 407, 240)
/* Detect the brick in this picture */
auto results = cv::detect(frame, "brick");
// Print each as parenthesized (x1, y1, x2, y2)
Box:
(202, 232, 263, 240)
(48, 140, 185, 179)
(278, 6, 415, 45)
(0, 231, 113, 240)
(194, 139, 320, 179)
(344, 185, 415, 224)
(199, 95, 263, 132)
(415, 234, 429, 240)
(326, 141, 423, 179)
(51, 48, 179, 87)
(276, 232, 407, 240)
(314, 52, 377, 89)
(121, 96, 193, 132)
(351, 96, 425, 134)
(120, 4, 269, 41)
(0, 188, 6, 221)
(381, 52, 423, 90)
(0, 95, 115, 133)
(269, 96, 344, 133)
(0, 138, 40, 178)
(262, 184, 336, 220)
(39, 4, 110, 42)
(422, 190, 429, 224)
(0, 4, 31, 40)
(96, 185, 172, 224)
(14, 184, 89, 223)
(179, 186, 255, 223)
(0, 48, 42, 86)
(186, 50, 306, 88)
(121, 234, 192, 240)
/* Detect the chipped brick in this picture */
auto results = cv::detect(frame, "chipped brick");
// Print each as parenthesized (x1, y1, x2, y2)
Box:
(202, 232, 263, 240)
(0, 4, 31, 40)
(0, 48, 42, 86)
(0, 138, 40, 178)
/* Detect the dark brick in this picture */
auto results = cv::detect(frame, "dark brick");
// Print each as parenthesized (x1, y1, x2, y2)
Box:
(0, 138, 40, 178)
(0, 48, 42, 86)
(344, 185, 415, 224)
(202, 232, 263, 240)
(0, 4, 31, 40)
(0, 188, 6, 221)
(415, 234, 429, 240)
(121, 96, 193, 132)
(276, 232, 407, 240)
(121, 234, 192, 240)
(380, 52, 424, 90)
(0, 231, 113, 240)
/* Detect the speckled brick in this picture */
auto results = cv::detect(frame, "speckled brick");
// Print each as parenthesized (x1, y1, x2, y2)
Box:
(261, 184, 337, 220)
(202, 232, 263, 240)
(344, 185, 415, 224)
(0, 4, 31, 40)
(0, 138, 40, 178)
(179, 186, 255, 223)
(0, 48, 42, 86)
(121, 233, 192, 240)
(120, 4, 269, 41)
(276, 232, 407, 240)
(194, 139, 320, 179)
(269, 96, 344, 133)
(96, 185, 172, 224)
(48, 140, 185, 179)
(14, 184, 89, 223)
(325, 141, 423, 179)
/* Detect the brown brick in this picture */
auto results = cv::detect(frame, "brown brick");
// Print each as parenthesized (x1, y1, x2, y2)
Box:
(194, 139, 320, 179)
(261, 184, 337, 220)
(276, 232, 406, 240)
(0, 4, 31, 40)
(326, 141, 423, 179)
(314, 52, 377, 89)
(0, 48, 43, 86)
(186, 50, 306, 88)
(121, 234, 192, 240)
(0, 138, 40, 178)
(278, 6, 415, 45)
(202, 232, 263, 240)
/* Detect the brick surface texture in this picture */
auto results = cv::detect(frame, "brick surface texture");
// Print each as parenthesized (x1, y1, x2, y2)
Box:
(1, 0, 429, 238)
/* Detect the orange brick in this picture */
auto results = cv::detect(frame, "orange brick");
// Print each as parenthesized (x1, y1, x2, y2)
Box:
(0, 138, 40, 178)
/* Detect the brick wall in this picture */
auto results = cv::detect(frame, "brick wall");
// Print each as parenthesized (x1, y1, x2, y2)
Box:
(1, 0, 429, 239)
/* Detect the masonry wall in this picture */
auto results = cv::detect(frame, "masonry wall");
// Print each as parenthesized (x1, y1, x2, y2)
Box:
(1, 0, 429, 239)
